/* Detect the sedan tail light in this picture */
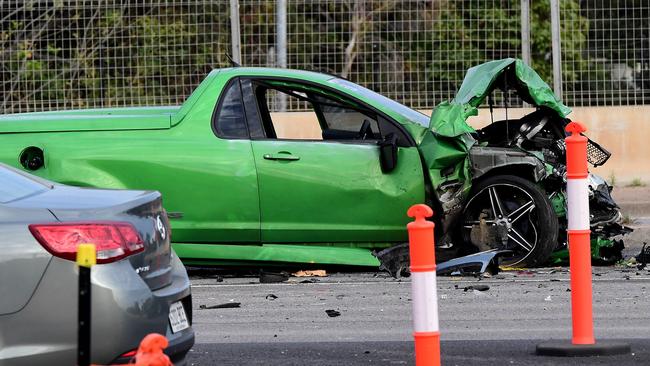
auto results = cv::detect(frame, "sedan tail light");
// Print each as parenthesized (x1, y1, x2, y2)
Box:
(29, 222, 144, 264)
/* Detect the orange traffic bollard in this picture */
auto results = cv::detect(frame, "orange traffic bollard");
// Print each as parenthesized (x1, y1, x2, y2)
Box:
(536, 122, 630, 356)
(565, 122, 595, 345)
(131, 333, 173, 366)
(407, 204, 441, 366)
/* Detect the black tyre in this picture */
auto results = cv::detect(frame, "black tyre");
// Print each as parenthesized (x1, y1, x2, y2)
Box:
(459, 175, 558, 267)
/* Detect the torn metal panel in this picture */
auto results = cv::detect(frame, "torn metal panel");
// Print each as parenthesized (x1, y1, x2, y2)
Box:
(375, 244, 506, 278)
(436, 249, 507, 276)
(469, 146, 548, 182)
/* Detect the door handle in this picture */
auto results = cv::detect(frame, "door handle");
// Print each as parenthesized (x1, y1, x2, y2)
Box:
(263, 153, 300, 161)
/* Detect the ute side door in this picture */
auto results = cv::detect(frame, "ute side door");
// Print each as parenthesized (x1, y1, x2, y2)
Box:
(243, 78, 425, 244)
(164, 76, 261, 244)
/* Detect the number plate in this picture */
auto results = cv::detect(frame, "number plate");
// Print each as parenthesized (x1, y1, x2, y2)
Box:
(168, 301, 189, 333)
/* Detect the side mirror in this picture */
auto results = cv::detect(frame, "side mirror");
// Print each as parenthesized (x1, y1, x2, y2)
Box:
(378, 133, 398, 173)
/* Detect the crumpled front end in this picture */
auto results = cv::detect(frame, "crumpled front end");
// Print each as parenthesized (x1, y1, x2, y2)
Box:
(408, 58, 631, 268)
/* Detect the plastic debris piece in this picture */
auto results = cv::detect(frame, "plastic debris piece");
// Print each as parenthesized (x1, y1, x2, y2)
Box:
(437, 250, 506, 276)
(293, 270, 327, 277)
(325, 309, 341, 317)
(636, 242, 649, 270)
(544, 296, 552, 302)
(259, 271, 289, 283)
(199, 302, 241, 309)
(463, 284, 490, 292)
(265, 294, 278, 300)
(516, 270, 535, 276)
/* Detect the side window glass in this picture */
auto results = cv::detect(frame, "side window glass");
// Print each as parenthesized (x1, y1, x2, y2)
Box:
(314, 95, 379, 140)
(322, 106, 379, 133)
(251, 80, 410, 146)
(256, 86, 323, 140)
(213, 79, 248, 139)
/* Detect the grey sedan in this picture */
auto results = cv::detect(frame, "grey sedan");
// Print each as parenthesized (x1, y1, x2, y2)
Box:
(0, 164, 194, 365)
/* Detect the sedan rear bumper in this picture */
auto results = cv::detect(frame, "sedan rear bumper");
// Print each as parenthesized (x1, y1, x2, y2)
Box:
(110, 321, 195, 365)
(0, 251, 194, 366)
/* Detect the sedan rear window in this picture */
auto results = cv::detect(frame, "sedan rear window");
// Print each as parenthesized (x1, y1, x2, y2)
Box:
(0, 164, 51, 203)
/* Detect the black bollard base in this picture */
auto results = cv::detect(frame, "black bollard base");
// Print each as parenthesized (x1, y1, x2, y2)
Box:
(536, 340, 631, 357)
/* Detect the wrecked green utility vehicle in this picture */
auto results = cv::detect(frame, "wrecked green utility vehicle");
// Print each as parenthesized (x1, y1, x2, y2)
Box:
(0, 58, 629, 268)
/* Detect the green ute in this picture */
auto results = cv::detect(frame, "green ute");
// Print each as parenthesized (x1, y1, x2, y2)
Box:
(0, 59, 627, 269)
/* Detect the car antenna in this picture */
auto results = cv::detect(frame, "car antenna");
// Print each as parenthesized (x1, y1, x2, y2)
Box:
(225, 53, 241, 67)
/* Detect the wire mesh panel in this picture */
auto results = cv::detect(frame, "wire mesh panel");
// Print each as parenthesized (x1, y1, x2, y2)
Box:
(0, 0, 230, 114)
(561, 0, 650, 106)
(4, 1, 647, 113)
(239, 0, 522, 111)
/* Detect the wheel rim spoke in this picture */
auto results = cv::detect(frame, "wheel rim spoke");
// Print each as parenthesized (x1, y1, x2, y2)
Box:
(508, 201, 535, 223)
(508, 228, 534, 251)
(488, 187, 506, 218)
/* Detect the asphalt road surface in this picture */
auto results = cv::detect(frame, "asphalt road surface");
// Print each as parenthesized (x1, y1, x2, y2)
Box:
(185, 266, 650, 365)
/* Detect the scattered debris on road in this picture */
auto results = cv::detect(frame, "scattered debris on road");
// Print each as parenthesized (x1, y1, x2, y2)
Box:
(259, 271, 289, 283)
(636, 242, 649, 270)
(325, 309, 341, 318)
(436, 250, 505, 276)
(462, 284, 490, 292)
(376, 247, 505, 278)
(200, 302, 241, 309)
(299, 279, 319, 283)
(265, 294, 278, 301)
(293, 270, 327, 277)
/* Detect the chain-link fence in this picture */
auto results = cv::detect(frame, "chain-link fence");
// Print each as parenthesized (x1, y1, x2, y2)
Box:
(561, 0, 650, 106)
(1, 0, 649, 113)
(0, 0, 229, 113)
(236, 0, 523, 111)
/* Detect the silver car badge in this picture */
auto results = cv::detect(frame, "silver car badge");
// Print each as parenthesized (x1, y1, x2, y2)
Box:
(156, 215, 166, 240)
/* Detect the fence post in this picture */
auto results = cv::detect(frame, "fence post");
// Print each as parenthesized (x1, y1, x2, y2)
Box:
(230, 0, 241, 64)
(550, 0, 563, 99)
(536, 122, 630, 357)
(520, 0, 531, 66)
(77, 243, 96, 366)
(276, 0, 288, 111)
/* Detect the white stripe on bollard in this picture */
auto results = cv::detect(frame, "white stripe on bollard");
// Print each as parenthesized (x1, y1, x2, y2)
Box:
(566, 178, 590, 231)
(411, 271, 440, 333)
